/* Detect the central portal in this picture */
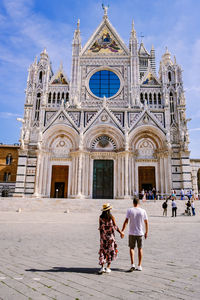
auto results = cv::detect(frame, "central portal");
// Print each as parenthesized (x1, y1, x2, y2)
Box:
(93, 160, 113, 199)
(138, 166, 156, 192)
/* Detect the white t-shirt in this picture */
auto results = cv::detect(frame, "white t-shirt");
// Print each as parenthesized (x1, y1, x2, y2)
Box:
(126, 207, 148, 236)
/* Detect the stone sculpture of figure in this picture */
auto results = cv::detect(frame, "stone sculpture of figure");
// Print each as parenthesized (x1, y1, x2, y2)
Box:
(102, 4, 109, 15)
(103, 95, 107, 107)
(165, 94, 169, 106)
(180, 92, 185, 105)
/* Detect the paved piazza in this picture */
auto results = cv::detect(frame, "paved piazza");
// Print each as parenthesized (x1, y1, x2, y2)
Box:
(0, 198, 200, 300)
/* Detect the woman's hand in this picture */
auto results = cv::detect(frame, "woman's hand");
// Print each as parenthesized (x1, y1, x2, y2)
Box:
(120, 231, 125, 239)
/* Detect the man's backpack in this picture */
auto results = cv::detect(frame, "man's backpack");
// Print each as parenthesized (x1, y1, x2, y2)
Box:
(162, 202, 167, 209)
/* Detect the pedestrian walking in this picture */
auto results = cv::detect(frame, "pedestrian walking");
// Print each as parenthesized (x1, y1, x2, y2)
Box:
(181, 189, 185, 200)
(162, 200, 168, 216)
(191, 200, 195, 216)
(142, 190, 146, 202)
(171, 199, 177, 217)
(185, 200, 191, 216)
(121, 197, 148, 272)
(98, 203, 123, 274)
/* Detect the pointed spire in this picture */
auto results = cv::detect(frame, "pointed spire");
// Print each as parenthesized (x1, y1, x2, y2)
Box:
(59, 61, 63, 70)
(162, 46, 172, 64)
(130, 19, 136, 39)
(40, 48, 48, 60)
(174, 55, 177, 65)
(73, 19, 81, 45)
(33, 56, 38, 66)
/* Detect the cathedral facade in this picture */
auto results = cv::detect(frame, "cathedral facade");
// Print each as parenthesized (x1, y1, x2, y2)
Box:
(15, 9, 199, 199)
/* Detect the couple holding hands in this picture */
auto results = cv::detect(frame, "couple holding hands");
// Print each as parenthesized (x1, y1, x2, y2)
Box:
(98, 198, 148, 274)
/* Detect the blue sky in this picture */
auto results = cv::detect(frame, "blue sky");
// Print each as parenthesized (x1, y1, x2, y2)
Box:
(0, 0, 199, 158)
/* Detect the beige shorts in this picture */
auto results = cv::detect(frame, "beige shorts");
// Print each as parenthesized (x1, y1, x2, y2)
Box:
(129, 235, 143, 249)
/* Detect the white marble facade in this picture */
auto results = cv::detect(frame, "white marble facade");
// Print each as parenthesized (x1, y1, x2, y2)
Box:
(15, 9, 200, 199)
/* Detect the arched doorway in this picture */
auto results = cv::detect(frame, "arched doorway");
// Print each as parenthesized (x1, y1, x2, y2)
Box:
(129, 125, 170, 195)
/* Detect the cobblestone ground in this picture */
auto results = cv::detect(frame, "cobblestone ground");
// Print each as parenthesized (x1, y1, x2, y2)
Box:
(0, 198, 200, 300)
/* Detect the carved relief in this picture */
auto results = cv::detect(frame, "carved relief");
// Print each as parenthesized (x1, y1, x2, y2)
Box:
(68, 112, 81, 127)
(113, 112, 124, 127)
(84, 111, 98, 126)
(129, 112, 141, 127)
(154, 113, 164, 125)
(50, 136, 72, 157)
(91, 135, 117, 151)
(136, 139, 155, 159)
(45, 111, 56, 125)
(170, 124, 179, 144)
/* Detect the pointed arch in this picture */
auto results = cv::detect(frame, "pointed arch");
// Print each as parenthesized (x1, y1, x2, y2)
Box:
(42, 124, 79, 150)
(129, 125, 167, 151)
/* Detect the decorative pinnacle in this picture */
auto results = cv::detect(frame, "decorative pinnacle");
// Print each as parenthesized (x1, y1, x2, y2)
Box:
(132, 19, 135, 32)
(174, 55, 177, 64)
(77, 19, 80, 30)
(131, 19, 136, 38)
(59, 61, 63, 70)
(165, 46, 170, 54)
(102, 4, 109, 16)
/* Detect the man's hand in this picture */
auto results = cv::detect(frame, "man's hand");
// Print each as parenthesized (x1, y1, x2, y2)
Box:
(144, 232, 148, 239)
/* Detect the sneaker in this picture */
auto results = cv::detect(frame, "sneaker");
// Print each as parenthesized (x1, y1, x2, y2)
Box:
(98, 267, 105, 274)
(105, 268, 111, 273)
(127, 264, 136, 272)
(137, 265, 142, 271)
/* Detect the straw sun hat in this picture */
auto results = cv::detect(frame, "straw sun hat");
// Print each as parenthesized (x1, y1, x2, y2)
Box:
(101, 203, 112, 211)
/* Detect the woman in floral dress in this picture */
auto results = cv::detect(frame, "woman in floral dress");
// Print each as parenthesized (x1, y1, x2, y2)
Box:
(98, 203, 122, 274)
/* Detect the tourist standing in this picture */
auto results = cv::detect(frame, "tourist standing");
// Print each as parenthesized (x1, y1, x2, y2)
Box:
(171, 199, 177, 217)
(162, 200, 168, 216)
(152, 187, 156, 200)
(121, 198, 148, 271)
(98, 203, 122, 274)
(171, 189, 176, 199)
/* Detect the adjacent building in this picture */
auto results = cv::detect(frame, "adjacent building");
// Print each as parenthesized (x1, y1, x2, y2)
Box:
(0, 144, 19, 196)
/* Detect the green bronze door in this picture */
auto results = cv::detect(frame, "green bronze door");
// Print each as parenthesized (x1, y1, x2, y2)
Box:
(93, 160, 113, 199)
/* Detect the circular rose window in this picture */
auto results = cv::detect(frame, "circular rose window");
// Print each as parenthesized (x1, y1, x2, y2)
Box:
(89, 70, 120, 98)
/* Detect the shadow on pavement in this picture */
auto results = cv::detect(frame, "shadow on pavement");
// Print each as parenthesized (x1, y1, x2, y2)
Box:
(26, 267, 125, 274)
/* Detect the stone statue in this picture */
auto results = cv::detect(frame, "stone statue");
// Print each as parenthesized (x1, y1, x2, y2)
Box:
(102, 4, 109, 15)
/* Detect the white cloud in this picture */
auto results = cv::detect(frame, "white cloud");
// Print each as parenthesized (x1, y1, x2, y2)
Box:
(189, 128, 200, 132)
(0, 112, 22, 119)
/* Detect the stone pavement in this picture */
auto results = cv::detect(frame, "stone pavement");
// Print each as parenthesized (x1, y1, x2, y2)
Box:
(0, 198, 200, 300)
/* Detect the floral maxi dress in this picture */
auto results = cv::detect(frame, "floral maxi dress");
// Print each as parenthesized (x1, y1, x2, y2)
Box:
(99, 217, 118, 265)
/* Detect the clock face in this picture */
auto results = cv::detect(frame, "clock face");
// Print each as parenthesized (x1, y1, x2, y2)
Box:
(89, 70, 120, 99)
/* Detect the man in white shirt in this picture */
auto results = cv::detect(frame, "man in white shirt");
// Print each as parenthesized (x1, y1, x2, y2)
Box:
(121, 198, 148, 271)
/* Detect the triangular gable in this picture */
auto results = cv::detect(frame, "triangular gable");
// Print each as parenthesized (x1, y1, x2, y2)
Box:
(49, 65, 69, 85)
(43, 109, 79, 133)
(81, 18, 129, 56)
(138, 43, 150, 57)
(141, 70, 161, 86)
(129, 110, 166, 134)
(84, 107, 124, 134)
